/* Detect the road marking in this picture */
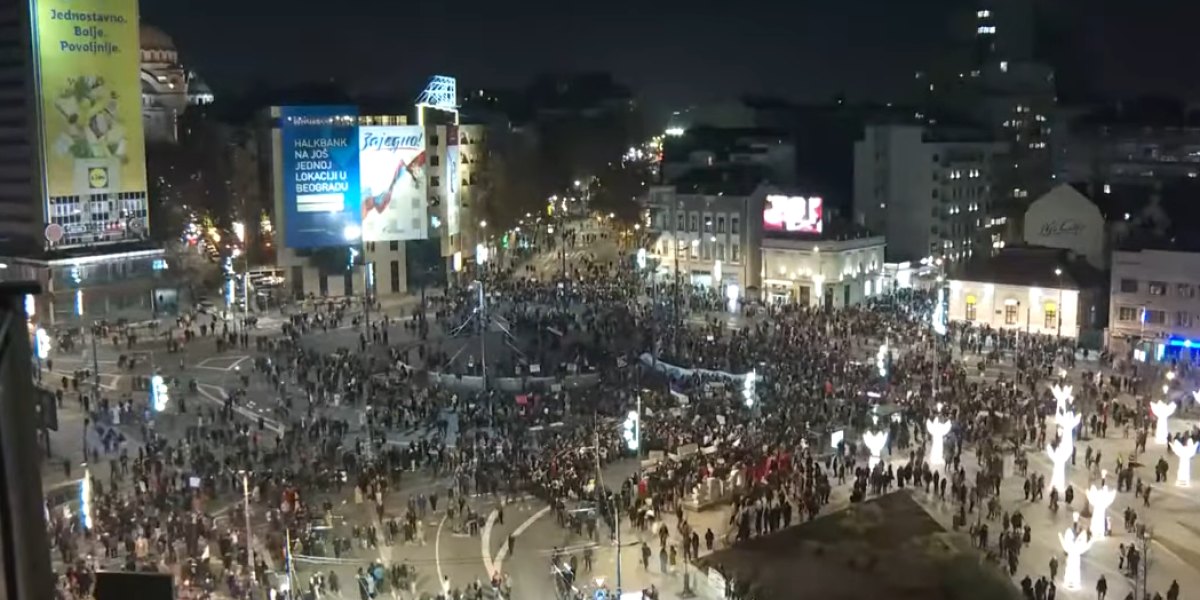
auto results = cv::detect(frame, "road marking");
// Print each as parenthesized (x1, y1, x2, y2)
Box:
(196, 383, 285, 435)
(435, 513, 448, 591)
(481, 509, 499, 576)
(489, 506, 550, 575)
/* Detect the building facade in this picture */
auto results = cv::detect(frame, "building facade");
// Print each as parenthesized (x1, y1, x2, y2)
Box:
(854, 124, 1005, 263)
(268, 107, 487, 299)
(0, 0, 44, 255)
(761, 234, 886, 308)
(947, 278, 1081, 339)
(1109, 248, 1200, 361)
(140, 25, 213, 144)
(645, 185, 762, 297)
(1021, 184, 1105, 268)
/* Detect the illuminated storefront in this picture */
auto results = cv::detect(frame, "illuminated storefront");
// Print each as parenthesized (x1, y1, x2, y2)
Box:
(760, 234, 885, 308)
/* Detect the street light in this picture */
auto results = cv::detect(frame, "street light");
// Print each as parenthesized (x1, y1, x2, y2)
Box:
(1055, 267, 1063, 337)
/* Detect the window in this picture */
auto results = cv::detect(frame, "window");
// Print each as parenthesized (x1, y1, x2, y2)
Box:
(390, 260, 401, 293)
(1119, 279, 1138, 293)
(430, 155, 440, 167)
(716, 243, 725, 261)
(1175, 311, 1193, 328)
(1004, 304, 1018, 325)
(430, 135, 440, 146)
(1118, 306, 1140, 322)
(430, 176, 441, 187)
(717, 217, 726, 233)
(676, 213, 685, 231)
(689, 214, 699, 232)
(731, 243, 740, 263)
(1145, 309, 1166, 325)
(965, 296, 977, 321)
(389, 241, 399, 251)
(704, 217, 713, 232)
(1179, 284, 1196, 299)
(1148, 281, 1167, 296)
(1044, 303, 1057, 330)
(690, 243, 699, 259)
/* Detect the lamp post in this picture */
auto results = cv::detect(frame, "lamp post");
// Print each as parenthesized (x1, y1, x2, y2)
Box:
(343, 225, 368, 325)
(239, 469, 257, 584)
(1054, 267, 1063, 338)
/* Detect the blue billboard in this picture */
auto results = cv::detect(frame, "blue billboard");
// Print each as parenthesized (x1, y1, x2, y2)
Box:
(280, 106, 362, 248)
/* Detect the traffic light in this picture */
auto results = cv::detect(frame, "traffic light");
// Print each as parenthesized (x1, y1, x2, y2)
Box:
(622, 410, 639, 451)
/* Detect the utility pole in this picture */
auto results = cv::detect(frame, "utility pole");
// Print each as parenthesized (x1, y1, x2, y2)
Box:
(240, 469, 256, 584)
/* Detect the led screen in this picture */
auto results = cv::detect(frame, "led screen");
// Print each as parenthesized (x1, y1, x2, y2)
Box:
(763, 195, 823, 234)
(280, 106, 361, 248)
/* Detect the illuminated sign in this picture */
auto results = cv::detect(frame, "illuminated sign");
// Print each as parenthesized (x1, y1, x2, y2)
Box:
(763, 195, 823, 234)
(280, 106, 361, 248)
(35, 0, 147, 202)
(446, 126, 461, 236)
(359, 125, 427, 241)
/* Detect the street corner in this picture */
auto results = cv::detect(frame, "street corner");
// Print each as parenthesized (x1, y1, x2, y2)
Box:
(195, 355, 253, 372)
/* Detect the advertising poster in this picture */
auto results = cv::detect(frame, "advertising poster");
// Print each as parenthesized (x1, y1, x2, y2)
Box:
(35, 0, 147, 200)
(359, 125, 427, 241)
(280, 106, 361, 248)
(446, 125, 460, 236)
(763, 195, 823, 234)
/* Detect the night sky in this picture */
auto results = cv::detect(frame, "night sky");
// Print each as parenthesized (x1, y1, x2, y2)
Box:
(142, 0, 1200, 109)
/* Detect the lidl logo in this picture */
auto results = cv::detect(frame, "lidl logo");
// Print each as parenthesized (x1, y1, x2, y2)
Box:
(87, 167, 108, 189)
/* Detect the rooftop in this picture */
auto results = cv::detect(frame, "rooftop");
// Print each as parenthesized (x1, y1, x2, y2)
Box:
(672, 165, 773, 197)
(953, 246, 1104, 290)
(696, 492, 1017, 600)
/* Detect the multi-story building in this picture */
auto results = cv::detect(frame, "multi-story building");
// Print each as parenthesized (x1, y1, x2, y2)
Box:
(645, 171, 765, 297)
(853, 124, 1005, 263)
(1058, 122, 1200, 189)
(660, 128, 796, 187)
(1109, 247, 1200, 362)
(0, 1, 189, 324)
(266, 106, 487, 299)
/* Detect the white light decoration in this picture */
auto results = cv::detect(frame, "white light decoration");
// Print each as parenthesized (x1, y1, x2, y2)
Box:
(863, 429, 889, 471)
(151, 374, 170, 412)
(1085, 472, 1114, 541)
(1170, 439, 1199, 486)
(636, 248, 647, 270)
(1046, 440, 1071, 493)
(1192, 390, 1200, 406)
(1050, 384, 1074, 414)
(1056, 410, 1081, 454)
(931, 287, 948, 335)
(725, 284, 740, 313)
(926, 408, 951, 469)
(622, 410, 639, 451)
(876, 343, 889, 378)
(79, 469, 92, 530)
(742, 370, 757, 408)
(1150, 401, 1176, 445)
(1059, 528, 1092, 591)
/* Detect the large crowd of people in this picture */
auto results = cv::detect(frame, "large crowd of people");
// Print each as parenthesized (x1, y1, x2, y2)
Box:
(41, 229, 1195, 600)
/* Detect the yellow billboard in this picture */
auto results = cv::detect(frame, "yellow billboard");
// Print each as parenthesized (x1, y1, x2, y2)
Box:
(35, 0, 146, 199)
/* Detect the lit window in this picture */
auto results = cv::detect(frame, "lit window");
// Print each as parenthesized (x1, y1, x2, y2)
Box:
(1044, 303, 1057, 330)
(965, 296, 977, 321)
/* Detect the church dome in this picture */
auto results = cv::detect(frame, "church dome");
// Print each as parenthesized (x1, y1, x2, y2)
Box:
(140, 24, 178, 64)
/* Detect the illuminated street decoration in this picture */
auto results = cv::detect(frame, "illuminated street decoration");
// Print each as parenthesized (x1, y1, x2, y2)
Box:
(876, 343, 888, 377)
(622, 410, 639, 451)
(1059, 528, 1092, 591)
(926, 407, 951, 469)
(742, 371, 757, 408)
(79, 469, 92, 530)
(1050, 384, 1073, 414)
(1150, 401, 1176, 445)
(1086, 472, 1114, 540)
(151, 374, 170, 412)
(1170, 439, 1198, 486)
(863, 426, 888, 471)
(1046, 440, 1071, 492)
(1056, 410, 1081, 454)
(931, 286, 948, 335)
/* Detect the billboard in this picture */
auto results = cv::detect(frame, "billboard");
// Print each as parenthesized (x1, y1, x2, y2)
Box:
(35, 0, 147, 200)
(445, 125, 460, 236)
(763, 195, 823, 234)
(280, 106, 361, 248)
(359, 126, 427, 241)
